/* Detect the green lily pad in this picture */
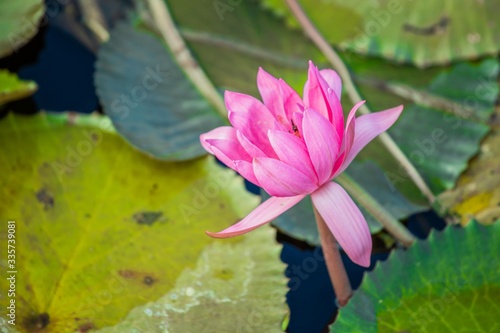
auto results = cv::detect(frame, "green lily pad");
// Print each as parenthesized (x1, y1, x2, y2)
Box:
(331, 221, 500, 332)
(373, 59, 497, 194)
(0, 112, 266, 332)
(260, 0, 500, 67)
(0, 69, 37, 104)
(0, 0, 45, 58)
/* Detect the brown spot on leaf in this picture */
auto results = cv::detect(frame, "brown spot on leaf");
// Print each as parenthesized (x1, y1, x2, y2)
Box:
(403, 16, 449, 36)
(143, 276, 155, 286)
(149, 183, 159, 195)
(118, 269, 139, 279)
(489, 111, 500, 126)
(78, 322, 95, 332)
(118, 270, 157, 286)
(133, 211, 162, 225)
(214, 268, 234, 280)
(36, 188, 54, 210)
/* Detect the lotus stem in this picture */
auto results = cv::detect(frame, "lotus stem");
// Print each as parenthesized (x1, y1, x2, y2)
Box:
(354, 76, 480, 121)
(146, 0, 227, 118)
(336, 174, 416, 247)
(313, 205, 352, 307)
(285, 0, 435, 205)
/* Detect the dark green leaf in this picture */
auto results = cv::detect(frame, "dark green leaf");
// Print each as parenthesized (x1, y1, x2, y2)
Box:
(331, 221, 500, 332)
(95, 21, 225, 161)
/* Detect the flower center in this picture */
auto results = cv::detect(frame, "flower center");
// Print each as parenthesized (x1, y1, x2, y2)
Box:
(277, 115, 301, 138)
(290, 119, 301, 138)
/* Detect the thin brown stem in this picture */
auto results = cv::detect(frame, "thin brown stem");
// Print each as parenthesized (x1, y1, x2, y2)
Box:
(355, 76, 480, 121)
(313, 206, 352, 307)
(146, 0, 227, 118)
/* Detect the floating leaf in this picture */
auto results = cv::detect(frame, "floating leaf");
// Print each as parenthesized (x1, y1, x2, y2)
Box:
(331, 221, 500, 332)
(0, 69, 37, 104)
(93, 227, 287, 333)
(260, 0, 500, 67)
(0, 0, 45, 58)
(95, 21, 225, 161)
(438, 104, 500, 225)
(352, 59, 497, 198)
(0, 112, 263, 332)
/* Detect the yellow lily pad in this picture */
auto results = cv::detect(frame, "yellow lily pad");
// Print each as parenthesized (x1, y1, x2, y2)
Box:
(0, 112, 276, 332)
(0, 70, 37, 104)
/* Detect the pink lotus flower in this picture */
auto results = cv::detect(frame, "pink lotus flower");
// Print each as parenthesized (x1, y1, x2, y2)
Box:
(200, 61, 402, 267)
